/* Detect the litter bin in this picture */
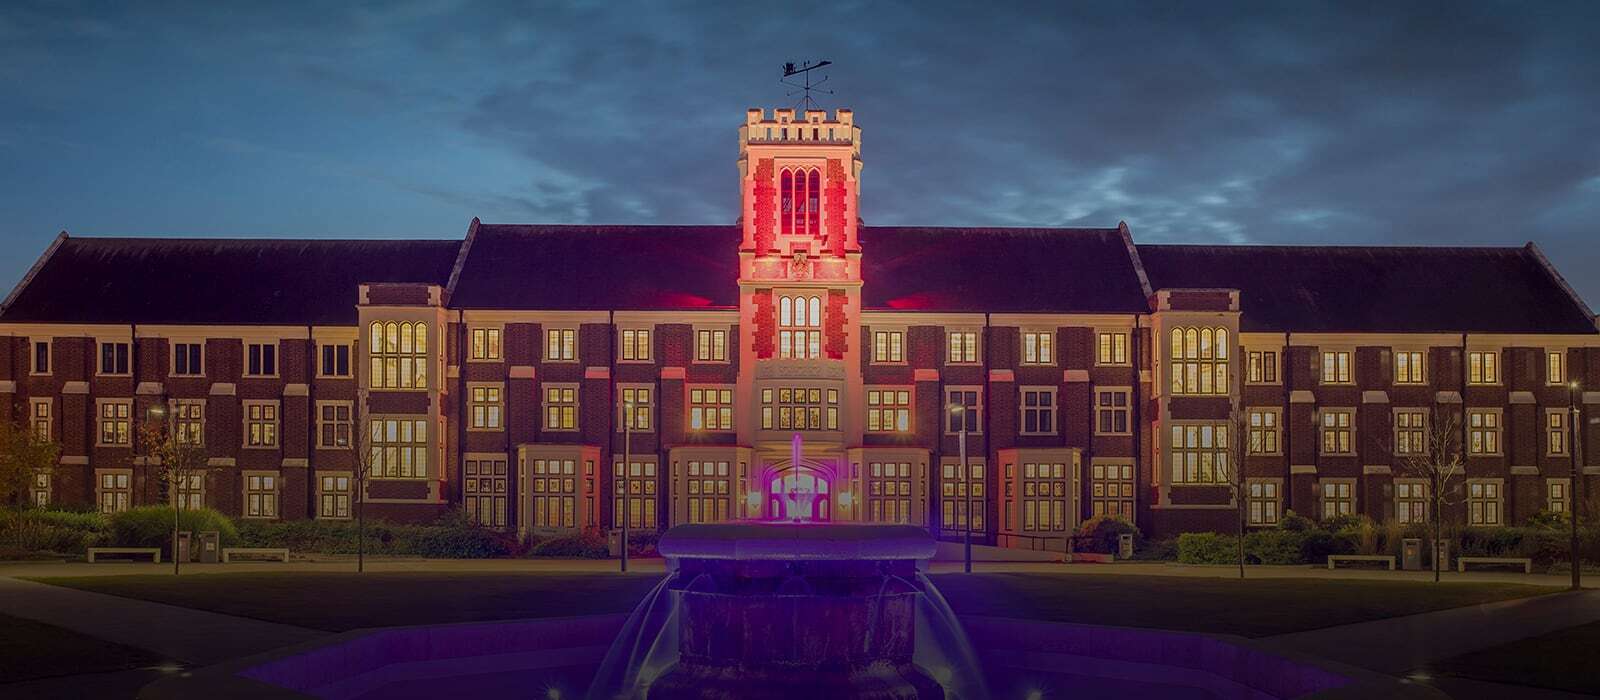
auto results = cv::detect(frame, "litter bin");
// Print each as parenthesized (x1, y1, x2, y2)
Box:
(1402, 538, 1422, 570)
(175, 531, 192, 562)
(1433, 539, 1450, 572)
(197, 531, 220, 564)
(608, 530, 623, 557)
(1117, 533, 1135, 560)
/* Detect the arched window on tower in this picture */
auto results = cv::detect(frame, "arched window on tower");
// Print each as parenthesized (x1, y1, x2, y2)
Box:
(807, 169, 821, 236)
(780, 169, 794, 235)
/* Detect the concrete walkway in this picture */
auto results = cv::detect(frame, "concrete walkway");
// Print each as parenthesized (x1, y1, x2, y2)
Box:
(1268, 589, 1600, 675)
(0, 577, 325, 666)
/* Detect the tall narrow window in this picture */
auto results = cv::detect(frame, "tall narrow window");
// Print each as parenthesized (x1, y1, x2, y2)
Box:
(620, 387, 652, 431)
(1321, 351, 1351, 384)
(1394, 350, 1424, 384)
(173, 400, 204, 446)
(1247, 481, 1280, 525)
(1096, 389, 1130, 435)
(948, 331, 978, 364)
(1320, 410, 1353, 455)
(99, 341, 130, 375)
(29, 399, 51, 442)
(867, 462, 913, 524)
(1548, 479, 1569, 513)
(1547, 351, 1566, 385)
(1020, 462, 1070, 532)
(1467, 481, 1501, 525)
(1468, 351, 1498, 384)
(98, 401, 131, 445)
(544, 386, 578, 430)
(873, 330, 904, 363)
(614, 460, 657, 529)
(1546, 410, 1567, 456)
(867, 389, 911, 433)
(545, 328, 576, 361)
(781, 169, 795, 235)
(621, 329, 651, 361)
(1022, 331, 1053, 365)
(246, 342, 278, 377)
(1248, 409, 1279, 454)
(32, 340, 50, 374)
(806, 168, 821, 236)
(369, 322, 427, 389)
(1468, 410, 1500, 455)
(1396, 482, 1427, 524)
(1395, 410, 1426, 456)
(173, 343, 203, 376)
(528, 458, 577, 529)
(470, 386, 503, 429)
(1171, 424, 1229, 484)
(1097, 332, 1128, 365)
(684, 460, 732, 524)
(940, 460, 984, 532)
(1247, 350, 1278, 383)
(696, 329, 727, 362)
(245, 401, 279, 448)
(778, 296, 821, 359)
(245, 474, 278, 518)
(1170, 327, 1228, 395)
(31, 470, 51, 507)
(470, 328, 502, 361)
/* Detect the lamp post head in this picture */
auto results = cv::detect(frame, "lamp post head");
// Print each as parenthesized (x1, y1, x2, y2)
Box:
(147, 405, 167, 420)
(948, 403, 965, 415)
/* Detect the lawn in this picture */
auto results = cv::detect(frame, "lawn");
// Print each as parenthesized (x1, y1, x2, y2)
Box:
(30, 571, 1548, 637)
(0, 613, 166, 683)
(1427, 620, 1600, 696)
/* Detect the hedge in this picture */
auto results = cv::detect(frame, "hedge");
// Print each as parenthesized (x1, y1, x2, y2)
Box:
(0, 508, 107, 556)
(1177, 532, 1236, 564)
(237, 515, 517, 558)
(529, 529, 609, 558)
(1076, 515, 1140, 554)
(108, 506, 240, 553)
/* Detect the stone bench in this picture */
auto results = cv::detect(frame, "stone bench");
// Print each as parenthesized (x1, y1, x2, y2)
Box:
(87, 547, 161, 563)
(1327, 554, 1395, 570)
(1457, 556, 1532, 574)
(222, 547, 289, 563)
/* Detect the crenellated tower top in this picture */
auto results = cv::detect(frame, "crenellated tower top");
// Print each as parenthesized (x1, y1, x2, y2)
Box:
(737, 107, 862, 284)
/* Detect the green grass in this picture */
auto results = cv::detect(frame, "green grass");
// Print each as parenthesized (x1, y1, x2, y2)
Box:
(30, 571, 1549, 638)
(1428, 620, 1600, 696)
(0, 613, 166, 683)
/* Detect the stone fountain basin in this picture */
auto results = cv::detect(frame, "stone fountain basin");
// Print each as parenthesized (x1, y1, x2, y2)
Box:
(657, 522, 937, 562)
(137, 613, 1432, 699)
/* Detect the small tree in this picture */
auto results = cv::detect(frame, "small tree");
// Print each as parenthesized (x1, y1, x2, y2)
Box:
(0, 420, 61, 507)
(1224, 408, 1251, 578)
(347, 389, 376, 573)
(140, 407, 211, 575)
(1398, 409, 1464, 583)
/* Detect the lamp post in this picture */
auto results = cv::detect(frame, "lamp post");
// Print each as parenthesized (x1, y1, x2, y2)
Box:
(1570, 381, 1583, 591)
(621, 398, 633, 574)
(145, 404, 179, 576)
(950, 403, 971, 574)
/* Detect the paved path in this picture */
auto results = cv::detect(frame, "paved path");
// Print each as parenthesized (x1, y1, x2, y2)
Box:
(0, 577, 325, 666)
(1267, 589, 1600, 675)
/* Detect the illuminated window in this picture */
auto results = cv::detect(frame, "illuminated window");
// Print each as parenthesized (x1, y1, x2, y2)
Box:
(543, 385, 578, 431)
(173, 473, 204, 510)
(1547, 351, 1566, 385)
(946, 389, 981, 433)
(1320, 409, 1353, 455)
(29, 398, 51, 442)
(31, 470, 51, 507)
(1247, 480, 1279, 526)
(319, 475, 351, 519)
(320, 343, 351, 377)
(99, 341, 130, 375)
(1097, 332, 1128, 365)
(173, 400, 204, 446)
(1547, 410, 1567, 456)
(779, 167, 821, 236)
(1247, 350, 1278, 383)
(873, 330, 904, 363)
(948, 331, 978, 364)
(1170, 424, 1228, 484)
(31, 340, 50, 375)
(696, 329, 727, 362)
(867, 388, 911, 433)
(1321, 481, 1353, 519)
(1468, 351, 1498, 384)
(1468, 410, 1500, 455)
(172, 342, 203, 376)
(1091, 463, 1135, 520)
(1095, 389, 1130, 435)
(778, 296, 822, 359)
(370, 418, 428, 478)
(1248, 408, 1279, 454)
(1321, 351, 1351, 384)
(245, 474, 278, 518)
(760, 387, 838, 431)
(545, 328, 577, 361)
(688, 387, 733, 431)
(684, 460, 732, 524)
(621, 329, 651, 361)
(867, 462, 914, 524)
(619, 386, 652, 431)
(1548, 479, 1570, 513)
(470, 328, 501, 361)
(614, 460, 657, 530)
(470, 385, 503, 429)
(1021, 462, 1070, 532)
(1022, 331, 1053, 365)
(464, 458, 508, 528)
(246, 342, 278, 377)
(1395, 410, 1426, 456)
(1468, 481, 1501, 525)
(317, 401, 352, 449)
(98, 400, 131, 445)
(1396, 481, 1427, 524)
(939, 460, 984, 532)
(97, 470, 131, 513)
(1170, 327, 1228, 395)
(244, 401, 278, 448)
(368, 322, 427, 389)
(1394, 350, 1425, 384)
(528, 458, 577, 529)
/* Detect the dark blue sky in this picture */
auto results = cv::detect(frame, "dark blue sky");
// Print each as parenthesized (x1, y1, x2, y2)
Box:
(3, 1, 1597, 306)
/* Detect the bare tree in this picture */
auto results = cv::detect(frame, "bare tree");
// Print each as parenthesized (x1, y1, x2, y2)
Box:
(346, 389, 377, 573)
(1397, 409, 1464, 583)
(1225, 408, 1251, 579)
(140, 405, 211, 576)
(0, 419, 61, 507)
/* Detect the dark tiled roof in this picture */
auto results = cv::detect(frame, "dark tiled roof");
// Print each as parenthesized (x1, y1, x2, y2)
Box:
(1136, 244, 1597, 334)
(1, 236, 462, 325)
(448, 224, 1153, 314)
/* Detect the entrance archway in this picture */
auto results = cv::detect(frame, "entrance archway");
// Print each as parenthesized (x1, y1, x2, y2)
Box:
(768, 467, 831, 522)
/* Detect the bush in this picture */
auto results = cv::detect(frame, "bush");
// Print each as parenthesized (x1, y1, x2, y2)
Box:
(108, 507, 239, 553)
(1298, 529, 1358, 564)
(1244, 529, 1305, 564)
(1132, 537, 1178, 561)
(1320, 513, 1366, 534)
(1177, 532, 1238, 565)
(0, 509, 103, 556)
(1075, 515, 1140, 554)
(237, 515, 517, 558)
(1526, 510, 1570, 530)
(530, 528, 609, 558)
(1277, 510, 1314, 532)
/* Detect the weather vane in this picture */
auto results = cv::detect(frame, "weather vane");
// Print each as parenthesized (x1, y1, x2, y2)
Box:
(781, 60, 834, 111)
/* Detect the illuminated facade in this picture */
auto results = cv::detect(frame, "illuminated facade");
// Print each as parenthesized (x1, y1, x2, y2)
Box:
(2, 107, 1597, 542)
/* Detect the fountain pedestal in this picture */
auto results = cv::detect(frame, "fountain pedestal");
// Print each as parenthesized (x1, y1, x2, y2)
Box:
(648, 524, 943, 700)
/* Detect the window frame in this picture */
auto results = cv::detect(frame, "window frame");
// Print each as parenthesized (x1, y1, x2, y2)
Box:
(1395, 479, 1428, 525)
(687, 385, 735, 432)
(368, 322, 428, 389)
(1393, 408, 1428, 457)
(866, 386, 913, 433)
(1392, 348, 1426, 385)
(1245, 349, 1279, 385)
(946, 329, 980, 365)
(245, 341, 280, 378)
(1546, 350, 1566, 386)
(1545, 408, 1568, 457)
(315, 400, 353, 449)
(1019, 387, 1058, 436)
(242, 471, 280, 520)
(1467, 408, 1503, 456)
(468, 382, 505, 431)
(317, 472, 353, 520)
(1247, 407, 1281, 455)
(95, 468, 132, 513)
(318, 341, 353, 378)
(1319, 478, 1356, 519)
(694, 327, 730, 364)
(1547, 478, 1571, 514)
(1246, 478, 1281, 526)
(30, 339, 51, 376)
(368, 416, 430, 479)
(1466, 479, 1503, 526)
(1089, 460, 1136, 522)
(1320, 349, 1353, 385)
(97, 340, 132, 377)
(469, 327, 503, 362)
(96, 399, 133, 446)
(170, 398, 205, 447)
(171, 342, 205, 377)
(242, 400, 280, 449)
(1094, 387, 1132, 436)
(1096, 330, 1130, 367)
(1169, 326, 1230, 395)
(544, 328, 578, 362)
(1169, 422, 1231, 485)
(1020, 329, 1055, 366)
(29, 397, 52, 442)
(871, 328, 906, 365)
(1319, 408, 1355, 456)
(619, 328, 653, 363)
(542, 383, 580, 432)
(945, 386, 983, 435)
(1467, 350, 1500, 385)
(618, 384, 654, 432)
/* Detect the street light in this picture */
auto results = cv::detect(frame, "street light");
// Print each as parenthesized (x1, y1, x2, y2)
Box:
(145, 402, 180, 576)
(621, 398, 634, 574)
(1569, 381, 1583, 591)
(950, 403, 972, 574)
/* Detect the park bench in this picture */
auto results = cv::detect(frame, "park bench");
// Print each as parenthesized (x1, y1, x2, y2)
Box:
(1456, 556, 1533, 574)
(222, 547, 290, 563)
(1326, 554, 1395, 570)
(87, 547, 161, 563)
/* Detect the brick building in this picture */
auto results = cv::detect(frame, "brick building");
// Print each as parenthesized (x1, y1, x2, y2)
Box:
(2, 107, 1596, 543)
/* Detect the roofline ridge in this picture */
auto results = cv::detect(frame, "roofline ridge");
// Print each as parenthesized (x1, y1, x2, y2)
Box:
(443, 218, 480, 305)
(2, 230, 68, 317)
(860, 224, 1120, 232)
(63, 235, 461, 244)
(1139, 241, 1528, 253)
(1523, 241, 1598, 331)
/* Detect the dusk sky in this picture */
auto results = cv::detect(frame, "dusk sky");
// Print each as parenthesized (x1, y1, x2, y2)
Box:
(3, 1, 1597, 305)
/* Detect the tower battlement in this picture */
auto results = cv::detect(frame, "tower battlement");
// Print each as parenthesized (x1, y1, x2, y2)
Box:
(742, 107, 857, 146)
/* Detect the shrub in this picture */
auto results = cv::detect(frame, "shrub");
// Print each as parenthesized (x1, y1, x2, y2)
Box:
(237, 516, 516, 558)
(1075, 515, 1141, 554)
(1177, 532, 1238, 565)
(627, 529, 661, 557)
(1277, 510, 1314, 532)
(1298, 529, 1358, 564)
(1319, 513, 1366, 534)
(1526, 510, 1570, 530)
(108, 507, 239, 553)
(1132, 537, 1178, 561)
(0, 511, 101, 555)
(531, 528, 609, 558)
(1244, 529, 1305, 565)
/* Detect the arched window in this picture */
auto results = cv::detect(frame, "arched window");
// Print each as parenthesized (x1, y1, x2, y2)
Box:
(806, 169, 821, 236)
(780, 169, 794, 236)
(777, 295, 822, 359)
(370, 321, 429, 390)
(1170, 327, 1229, 395)
(779, 168, 821, 237)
